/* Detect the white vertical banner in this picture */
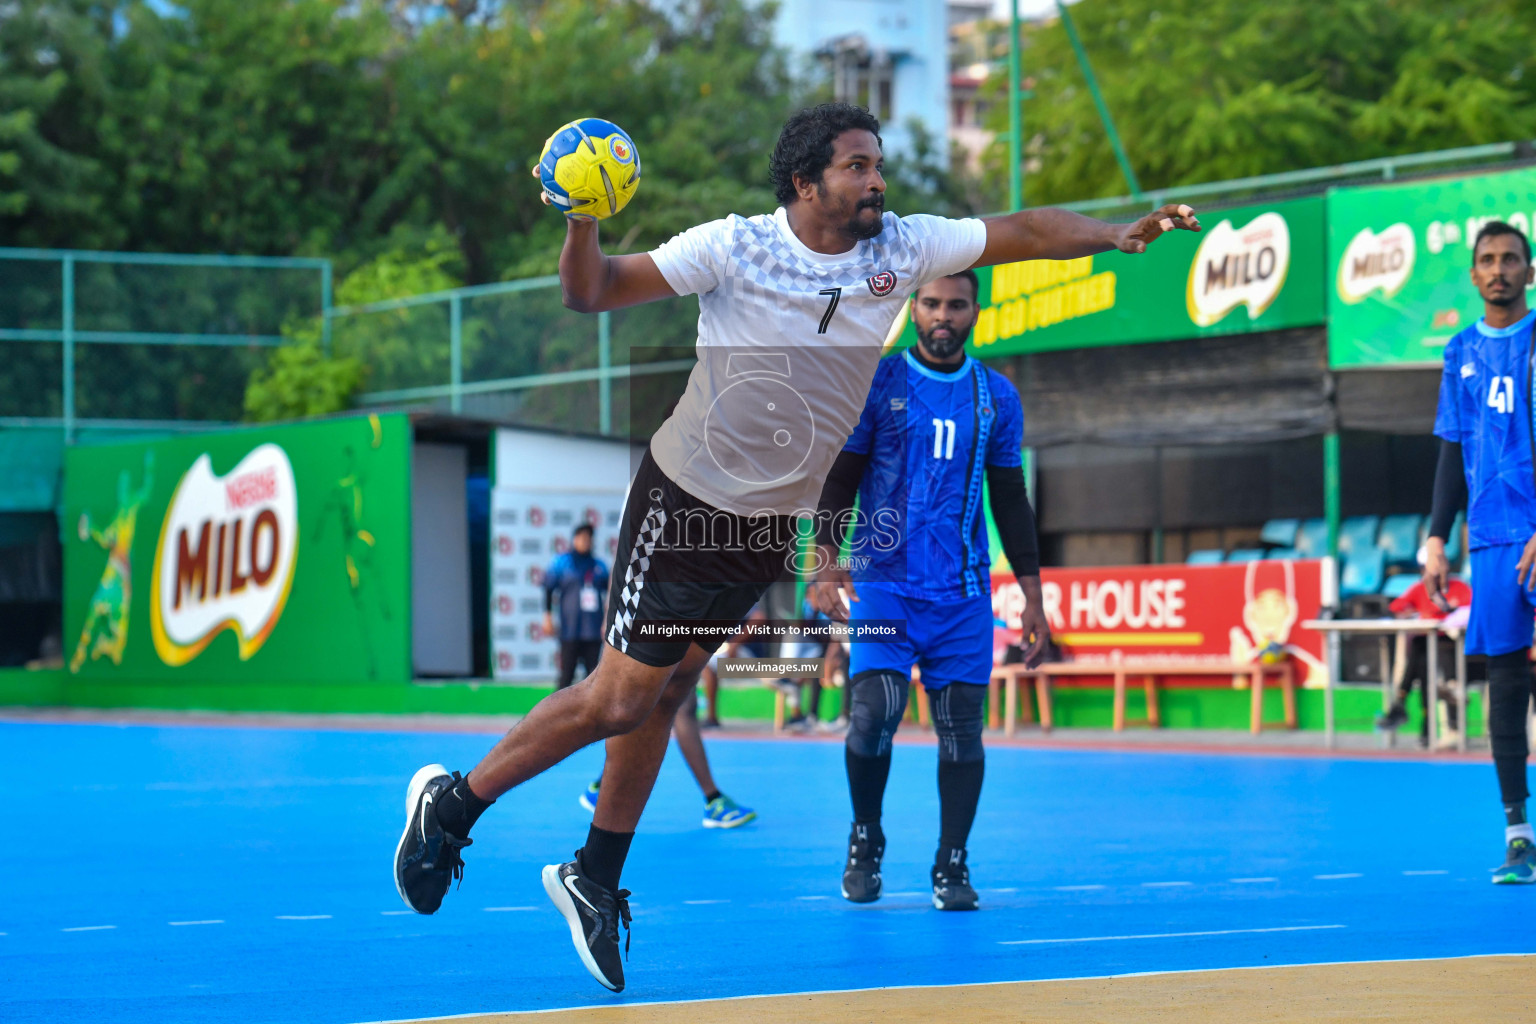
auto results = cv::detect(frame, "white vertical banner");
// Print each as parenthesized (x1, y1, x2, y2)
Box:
(490, 488, 624, 682)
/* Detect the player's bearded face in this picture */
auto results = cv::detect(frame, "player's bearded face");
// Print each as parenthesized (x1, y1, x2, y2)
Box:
(917, 318, 971, 359)
(818, 181, 885, 241)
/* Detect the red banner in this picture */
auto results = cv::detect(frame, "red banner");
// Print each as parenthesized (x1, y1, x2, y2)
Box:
(991, 559, 1334, 687)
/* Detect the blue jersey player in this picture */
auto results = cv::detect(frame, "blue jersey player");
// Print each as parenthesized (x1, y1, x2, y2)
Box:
(1426, 220, 1536, 884)
(812, 269, 1050, 910)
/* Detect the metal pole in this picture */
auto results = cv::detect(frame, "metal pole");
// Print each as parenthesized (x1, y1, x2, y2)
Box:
(449, 294, 463, 414)
(1056, 0, 1141, 200)
(598, 310, 612, 435)
(62, 255, 75, 443)
(1008, 0, 1023, 212)
(320, 261, 333, 355)
(1324, 431, 1341, 561)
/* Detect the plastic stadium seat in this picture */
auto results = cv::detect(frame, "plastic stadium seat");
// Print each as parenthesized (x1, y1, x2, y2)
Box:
(1259, 518, 1300, 547)
(1266, 548, 1301, 560)
(1294, 519, 1329, 558)
(1381, 573, 1418, 600)
(1340, 547, 1386, 599)
(1378, 514, 1422, 566)
(1186, 549, 1224, 565)
(1338, 515, 1380, 554)
(1227, 549, 1266, 562)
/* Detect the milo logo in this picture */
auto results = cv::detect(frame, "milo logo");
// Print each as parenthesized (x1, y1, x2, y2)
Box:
(1186, 211, 1291, 327)
(149, 444, 298, 666)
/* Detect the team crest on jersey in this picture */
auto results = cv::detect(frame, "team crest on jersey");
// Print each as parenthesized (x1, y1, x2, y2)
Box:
(866, 271, 898, 297)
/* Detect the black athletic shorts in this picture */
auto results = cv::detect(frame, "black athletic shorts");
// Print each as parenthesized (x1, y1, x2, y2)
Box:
(603, 446, 797, 668)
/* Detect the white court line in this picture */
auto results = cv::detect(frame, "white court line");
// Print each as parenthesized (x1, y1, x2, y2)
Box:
(1142, 881, 1193, 888)
(275, 915, 332, 920)
(999, 924, 1344, 946)
(883, 892, 925, 897)
(61, 925, 116, 932)
(682, 899, 728, 906)
(987, 887, 1019, 893)
(1314, 873, 1363, 880)
(483, 907, 538, 912)
(168, 920, 223, 926)
(1231, 877, 1278, 883)
(380, 910, 415, 915)
(1403, 870, 1448, 876)
(351, 950, 1533, 1023)
(795, 895, 828, 901)
(1054, 885, 1105, 891)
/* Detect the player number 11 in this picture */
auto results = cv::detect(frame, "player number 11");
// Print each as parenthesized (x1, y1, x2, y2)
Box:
(932, 418, 956, 459)
(1488, 375, 1516, 415)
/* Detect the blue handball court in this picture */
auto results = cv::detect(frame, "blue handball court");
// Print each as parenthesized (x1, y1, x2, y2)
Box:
(1, 716, 1532, 1023)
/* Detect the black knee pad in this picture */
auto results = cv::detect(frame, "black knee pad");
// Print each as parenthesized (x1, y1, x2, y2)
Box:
(1489, 652, 1533, 761)
(846, 669, 909, 759)
(931, 682, 986, 763)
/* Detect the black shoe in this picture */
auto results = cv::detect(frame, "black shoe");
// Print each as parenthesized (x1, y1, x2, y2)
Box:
(393, 763, 472, 914)
(841, 822, 884, 903)
(543, 856, 633, 992)
(931, 849, 979, 911)
(1375, 703, 1409, 731)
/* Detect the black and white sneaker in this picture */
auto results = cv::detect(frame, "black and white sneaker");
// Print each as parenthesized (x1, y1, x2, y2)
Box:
(841, 822, 884, 903)
(543, 856, 633, 992)
(393, 763, 472, 914)
(931, 849, 979, 911)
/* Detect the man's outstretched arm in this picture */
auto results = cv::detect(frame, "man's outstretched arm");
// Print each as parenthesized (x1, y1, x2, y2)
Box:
(971, 203, 1200, 269)
(557, 220, 678, 313)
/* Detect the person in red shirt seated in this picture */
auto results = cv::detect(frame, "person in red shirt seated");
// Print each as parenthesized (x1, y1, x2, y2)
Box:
(1377, 577, 1472, 745)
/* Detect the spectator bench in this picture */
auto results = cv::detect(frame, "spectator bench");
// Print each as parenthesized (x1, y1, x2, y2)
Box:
(985, 656, 1298, 736)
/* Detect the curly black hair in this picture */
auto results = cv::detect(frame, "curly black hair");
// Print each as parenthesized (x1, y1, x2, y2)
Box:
(768, 103, 883, 205)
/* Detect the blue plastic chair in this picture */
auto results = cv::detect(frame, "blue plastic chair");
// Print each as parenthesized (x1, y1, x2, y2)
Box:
(1266, 548, 1301, 560)
(1226, 548, 1266, 563)
(1186, 549, 1225, 565)
(1340, 547, 1386, 598)
(1378, 514, 1422, 565)
(1294, 519, 1329, 558)
(1339, 515, 1380, 554)
(1259, 518, 1300, 547)
(1381, 573, 1418, 600)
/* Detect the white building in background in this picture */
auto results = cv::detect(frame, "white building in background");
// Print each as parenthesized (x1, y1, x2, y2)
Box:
(772, 0, 952, 164)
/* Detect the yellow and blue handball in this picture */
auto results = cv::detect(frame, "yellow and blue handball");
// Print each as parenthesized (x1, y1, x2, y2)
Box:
(536, 118, 641, 221)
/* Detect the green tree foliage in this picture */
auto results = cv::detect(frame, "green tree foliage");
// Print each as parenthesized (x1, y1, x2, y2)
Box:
(244, 337, 364, 421)
(984, 0, 1536, 207)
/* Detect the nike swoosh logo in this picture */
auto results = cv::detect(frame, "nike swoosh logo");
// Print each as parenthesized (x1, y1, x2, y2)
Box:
(420, 791, 433, 846)
(564, 873, 600, 916)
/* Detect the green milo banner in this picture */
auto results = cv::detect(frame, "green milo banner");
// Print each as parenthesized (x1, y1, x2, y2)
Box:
(1329, 167, 1536, 368)
(64, 414, 411, 684)
(894, 195, 1325, 357)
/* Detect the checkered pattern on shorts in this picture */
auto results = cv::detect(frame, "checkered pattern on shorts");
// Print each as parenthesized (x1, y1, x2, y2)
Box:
(606, 506, 668, 654)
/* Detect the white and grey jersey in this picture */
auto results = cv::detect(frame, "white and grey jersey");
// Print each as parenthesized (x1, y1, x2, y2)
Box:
(648, 206, 986, 516)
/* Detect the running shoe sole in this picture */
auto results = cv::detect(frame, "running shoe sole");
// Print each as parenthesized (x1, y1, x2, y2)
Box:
(542, 863, 620, 991)
(1491, 870, 1535, 884)
(393, 763, 450, 911)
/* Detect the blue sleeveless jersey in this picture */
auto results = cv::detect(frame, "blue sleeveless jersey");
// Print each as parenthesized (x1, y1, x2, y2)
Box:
(1433, 311, 1536, 551)
(842, 350, 1024, 599)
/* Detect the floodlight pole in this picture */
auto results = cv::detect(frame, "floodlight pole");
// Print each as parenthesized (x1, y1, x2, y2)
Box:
(1008, 0, 1023, 212)
(1056, 0, 1141, 200)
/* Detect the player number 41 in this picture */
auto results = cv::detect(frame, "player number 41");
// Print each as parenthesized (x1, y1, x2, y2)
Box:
(1488, 376, 1516, 415)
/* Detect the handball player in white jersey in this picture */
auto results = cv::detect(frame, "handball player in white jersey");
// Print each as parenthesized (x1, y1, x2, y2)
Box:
(393, 102, 1199, 992)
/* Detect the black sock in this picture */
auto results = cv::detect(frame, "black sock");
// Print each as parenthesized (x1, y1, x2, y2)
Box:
(578, 823, 634, 892)
(846, 748, 891, 825)
(702, 789, 721, 804)
(937, 758, 985, 852)
(1507, 801, 1529, 827)
(435, 773, 493, 838)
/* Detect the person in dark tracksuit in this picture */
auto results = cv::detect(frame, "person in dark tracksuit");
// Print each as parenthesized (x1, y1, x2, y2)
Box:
(544, 523, 610, 690)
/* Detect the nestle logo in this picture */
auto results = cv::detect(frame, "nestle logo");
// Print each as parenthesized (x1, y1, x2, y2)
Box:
(225, 468, 277, 510)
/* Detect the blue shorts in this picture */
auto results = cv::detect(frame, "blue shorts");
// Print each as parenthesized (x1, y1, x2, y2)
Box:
(847, 585, 993, 689)
(1467, 542, 1536, 656)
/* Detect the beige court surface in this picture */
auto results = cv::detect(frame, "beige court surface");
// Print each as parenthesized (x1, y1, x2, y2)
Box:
(391, 955, 1536, 1024)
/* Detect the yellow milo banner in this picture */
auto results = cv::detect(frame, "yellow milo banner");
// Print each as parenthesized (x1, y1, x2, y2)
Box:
(64, 414, 411, 684)
(892, 196, 1325, 357)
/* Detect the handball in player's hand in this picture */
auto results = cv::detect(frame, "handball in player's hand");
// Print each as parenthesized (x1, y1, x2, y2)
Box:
(533, 118, 641, 222)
